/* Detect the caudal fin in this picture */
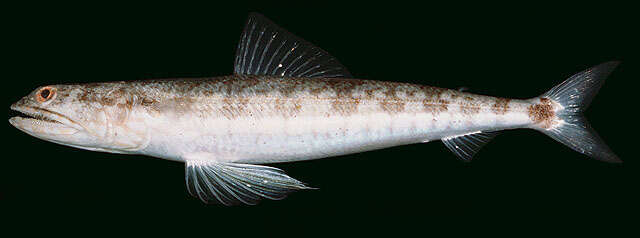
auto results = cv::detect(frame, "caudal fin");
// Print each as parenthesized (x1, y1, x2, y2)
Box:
(533, 61, 621, 163)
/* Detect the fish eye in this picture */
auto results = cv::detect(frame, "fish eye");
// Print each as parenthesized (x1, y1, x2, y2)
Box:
(36, 87, 56, 103)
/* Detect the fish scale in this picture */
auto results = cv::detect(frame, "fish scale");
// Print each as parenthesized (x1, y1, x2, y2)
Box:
(128, 76, 531, 164)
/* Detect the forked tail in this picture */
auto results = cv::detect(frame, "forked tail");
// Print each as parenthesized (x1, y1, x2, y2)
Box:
(532, 61, 621, 163)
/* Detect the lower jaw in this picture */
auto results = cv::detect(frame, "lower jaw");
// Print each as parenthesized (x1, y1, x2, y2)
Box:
(9, 116, 78, 135)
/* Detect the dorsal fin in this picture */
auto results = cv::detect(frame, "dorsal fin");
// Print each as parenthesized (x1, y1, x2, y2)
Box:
(234, 13, 352, 78)
(442, 131, 499, 161)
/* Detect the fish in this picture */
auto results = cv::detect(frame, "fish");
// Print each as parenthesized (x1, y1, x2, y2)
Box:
(9, 13, 621, 205)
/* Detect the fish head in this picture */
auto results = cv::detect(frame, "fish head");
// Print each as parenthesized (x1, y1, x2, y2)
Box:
(9, 83, 149, 153)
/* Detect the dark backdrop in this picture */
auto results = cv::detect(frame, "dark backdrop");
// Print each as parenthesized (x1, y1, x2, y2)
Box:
(3, 1, 636, 231)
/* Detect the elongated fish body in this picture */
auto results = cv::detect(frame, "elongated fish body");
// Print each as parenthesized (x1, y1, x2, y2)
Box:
(9, 13, 621, 205)
(131, 76, 531, 164)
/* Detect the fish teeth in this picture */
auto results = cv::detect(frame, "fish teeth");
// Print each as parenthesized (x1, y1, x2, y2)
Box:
(11, 107, 61, 124)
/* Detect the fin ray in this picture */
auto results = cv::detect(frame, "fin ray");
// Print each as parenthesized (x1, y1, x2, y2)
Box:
(537, 61, 621, 163)
(442, 131, 499, 161)
(200, 166, 257, 205)
(185, 161, 312, 205)
(234, 13, 352, 78)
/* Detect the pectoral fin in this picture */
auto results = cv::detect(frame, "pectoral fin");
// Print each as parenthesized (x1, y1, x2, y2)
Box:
(185, 161, 312, 205)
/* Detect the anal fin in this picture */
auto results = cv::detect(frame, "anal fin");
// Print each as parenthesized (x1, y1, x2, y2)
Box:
(185, 161, 312, 205)
(442, 131, 499, 161)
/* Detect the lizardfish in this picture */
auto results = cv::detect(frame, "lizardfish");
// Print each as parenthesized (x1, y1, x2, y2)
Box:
(9, 13, 621, 205)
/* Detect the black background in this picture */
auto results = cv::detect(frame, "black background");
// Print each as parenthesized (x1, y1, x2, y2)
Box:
(3, 1, 637, 231)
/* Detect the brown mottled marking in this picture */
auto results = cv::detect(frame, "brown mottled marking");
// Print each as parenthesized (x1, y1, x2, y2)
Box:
(101, 96, 115, 106)
(380, 99, 405, 114)
(329, 79, 364, 116)
(379, 86, 406, 114)
(332, 98, 360, 116)
(288, 98, 303, 117)
(138, 96, 160, 112)
(421, 86, 444, 99)
(184, 80, 201, 92)
(293, 100, 302, 112)
(242, 76, 262, 89)
(277, 78, 302, 97)
(140, 97, 157, 107)
(331, 79, 364, 97)
(492, 98, 511, 115)
(100, 88, 128, 106)
(461, 104, 481, 114)
(273, 98, 286, 117)
(404, 86, 419, 97)
(423, 99, 449, 114)
(309, 84, 327, 97)
(460, 96, 481, 115)
(528, 97, 555, 128)
(82, 83, 102, 90)
(78, 89, 92, 103)
(220, 97, 250, 119)
(272, 98, 304, 118)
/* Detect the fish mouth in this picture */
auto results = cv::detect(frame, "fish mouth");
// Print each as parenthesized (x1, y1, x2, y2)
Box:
(9, 105, 81, 135)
